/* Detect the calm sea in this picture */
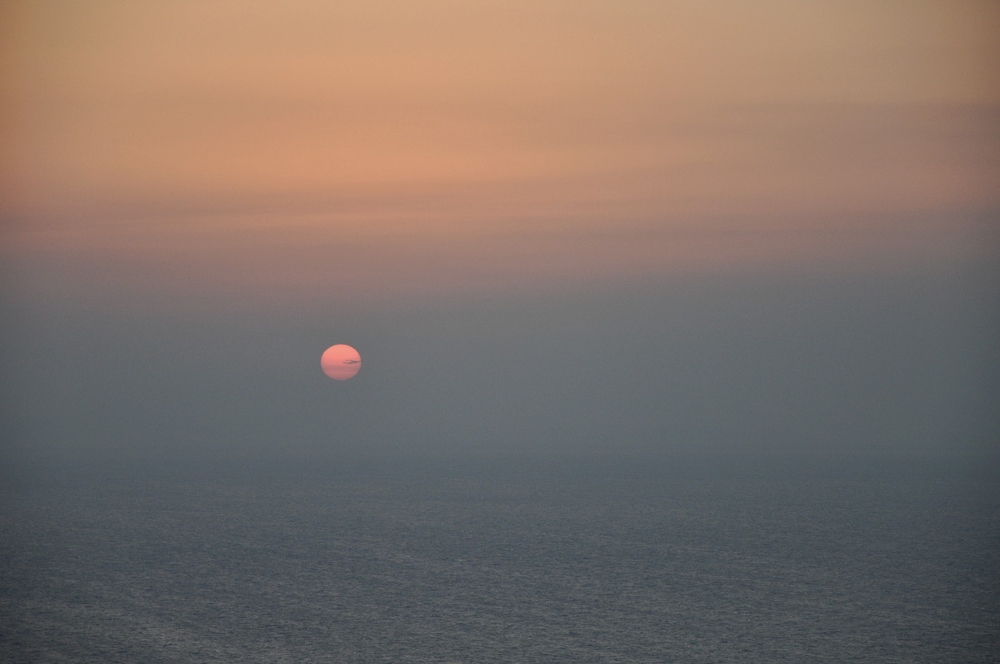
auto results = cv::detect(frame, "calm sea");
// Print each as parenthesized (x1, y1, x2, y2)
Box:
(1, 455, 998, 663)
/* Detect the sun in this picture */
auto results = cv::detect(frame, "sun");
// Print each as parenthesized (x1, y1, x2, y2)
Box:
(320, 344, 362, 380)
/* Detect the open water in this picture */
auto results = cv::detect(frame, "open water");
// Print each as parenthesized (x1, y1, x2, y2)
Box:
(1, 455, 998, 662)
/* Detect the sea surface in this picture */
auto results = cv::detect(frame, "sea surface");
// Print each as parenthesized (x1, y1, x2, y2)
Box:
(1, 454, 998, 663)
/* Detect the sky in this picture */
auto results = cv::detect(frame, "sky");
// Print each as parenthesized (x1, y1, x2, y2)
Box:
(2, 0, 998, 467)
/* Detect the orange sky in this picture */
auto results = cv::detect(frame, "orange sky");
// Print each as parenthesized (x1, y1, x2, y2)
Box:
(4, 0, 999, 304)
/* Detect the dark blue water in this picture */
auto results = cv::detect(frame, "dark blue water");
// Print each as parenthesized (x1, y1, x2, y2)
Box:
(2, 455, 998, 662)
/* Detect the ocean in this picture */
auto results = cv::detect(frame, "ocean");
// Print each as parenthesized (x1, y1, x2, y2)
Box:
(1, 455, 998, 662)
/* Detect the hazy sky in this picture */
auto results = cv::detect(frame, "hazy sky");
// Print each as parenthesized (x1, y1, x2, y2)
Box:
(2, 1, 998, 464)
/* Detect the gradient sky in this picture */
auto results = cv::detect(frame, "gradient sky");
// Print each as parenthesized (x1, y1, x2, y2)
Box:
(2, 1, 998, 464)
